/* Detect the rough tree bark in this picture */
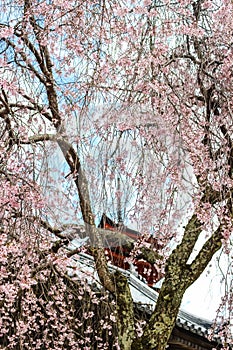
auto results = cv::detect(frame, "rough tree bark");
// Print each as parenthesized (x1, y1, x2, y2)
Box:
(132, 216, 223, 350)
(0, 0, 232, 349)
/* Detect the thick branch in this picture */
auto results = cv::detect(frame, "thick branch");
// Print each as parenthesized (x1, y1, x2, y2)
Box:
(0, 95, 16, 147)
(187, 226, 222, 284)
(90, 247, 115, 293)
(34, 217, 64, 237)
(15, 31, 48, 77)
(56, 138, 116, 292)
(19, 133, 57, 144)
(167, 214, 202, 267)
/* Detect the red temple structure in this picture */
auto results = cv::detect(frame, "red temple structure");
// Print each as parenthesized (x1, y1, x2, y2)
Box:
(98, 214, 161, 286)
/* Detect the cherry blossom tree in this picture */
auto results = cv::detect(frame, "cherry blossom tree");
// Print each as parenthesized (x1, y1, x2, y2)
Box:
(0, 0, 233, 349)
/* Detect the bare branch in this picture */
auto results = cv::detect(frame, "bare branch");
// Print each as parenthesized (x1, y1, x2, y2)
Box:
(17, 95, 53, 122)
(5, 39, 47, 84)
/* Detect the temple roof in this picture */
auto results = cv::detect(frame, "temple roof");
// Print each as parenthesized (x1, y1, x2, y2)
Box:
(72, 252, 221, 350)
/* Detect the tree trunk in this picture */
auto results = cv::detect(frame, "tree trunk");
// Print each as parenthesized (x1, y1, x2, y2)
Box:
(132, 215, 222, 350)
(115, 271, 136, 350)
